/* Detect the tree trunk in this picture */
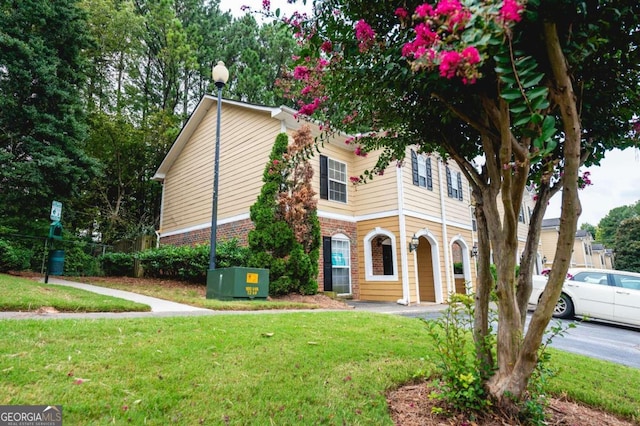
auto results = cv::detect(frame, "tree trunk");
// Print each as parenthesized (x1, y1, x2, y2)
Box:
(487, 21, 583, 405)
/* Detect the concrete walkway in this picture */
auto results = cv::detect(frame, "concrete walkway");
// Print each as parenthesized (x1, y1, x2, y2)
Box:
(0, 277, 447, 320)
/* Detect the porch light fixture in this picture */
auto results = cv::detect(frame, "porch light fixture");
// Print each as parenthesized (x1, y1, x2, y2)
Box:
(409, 234, 419, 253)
(470, 243, 478, 257)
(208, 61, 229, 271)
(542, 256, 547, 264)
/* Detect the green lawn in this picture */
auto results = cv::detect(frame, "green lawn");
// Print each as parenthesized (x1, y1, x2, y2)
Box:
(1, 313, 639, 425)
(0, 274, 150, 312)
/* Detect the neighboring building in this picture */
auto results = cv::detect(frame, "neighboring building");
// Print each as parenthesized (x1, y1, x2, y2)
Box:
(154, 97, 541, 303)
(540, 218, 614, 270)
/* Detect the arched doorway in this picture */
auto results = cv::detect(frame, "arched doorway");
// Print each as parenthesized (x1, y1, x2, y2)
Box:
(417, 236, 436, 302)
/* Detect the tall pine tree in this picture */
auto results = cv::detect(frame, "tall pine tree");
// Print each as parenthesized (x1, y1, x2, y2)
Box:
(0, 0, 98, 233)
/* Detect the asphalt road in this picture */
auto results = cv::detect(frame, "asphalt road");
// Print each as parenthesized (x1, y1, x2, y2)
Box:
(395, 307, 640, 369)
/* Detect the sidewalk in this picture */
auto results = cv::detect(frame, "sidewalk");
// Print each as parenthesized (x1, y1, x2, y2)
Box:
(0, 277, 447, 320)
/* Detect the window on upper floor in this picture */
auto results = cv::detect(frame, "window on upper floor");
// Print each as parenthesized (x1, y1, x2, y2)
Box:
(319, 155, 347, 203)
(519, 206, 525, 223)
(410, 150, 433, 190)
(446, 166, 463, 201)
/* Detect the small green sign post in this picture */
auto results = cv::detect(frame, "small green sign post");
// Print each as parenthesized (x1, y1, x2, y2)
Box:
(45, 201, 64, 283)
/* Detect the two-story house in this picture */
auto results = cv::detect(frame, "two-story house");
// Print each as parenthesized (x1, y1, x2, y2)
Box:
(540, 218, 614, 270)
(153, 97, 484, 304)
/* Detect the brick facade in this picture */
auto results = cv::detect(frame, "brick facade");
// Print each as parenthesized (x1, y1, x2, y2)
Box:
(318, 217, 359, 298)
(160, 216, 360, 298)
(160, 218, 254, 247)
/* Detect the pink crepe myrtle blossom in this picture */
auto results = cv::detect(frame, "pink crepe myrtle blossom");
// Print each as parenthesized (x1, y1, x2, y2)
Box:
(434, 0, 464, 16)
(297, 98, 322, 116)
(262, 0, 270, 11)
(354, 146, 367, 157)
(578, 171, 592, 189)
(499, 0, 524, 23)
(349, 176, 362, 184)
(415, 3, 434, 18)
(395, 7, 409, 20)
(439, 50, 462, 79)
(355, 19, 376, 52)
(320, 40, 333, 53)
(293, 65, 310, 80)
(461, 46, 481, 64)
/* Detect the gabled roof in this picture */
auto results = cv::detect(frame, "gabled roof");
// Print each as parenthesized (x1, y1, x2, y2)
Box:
(152, 97, 316, 182)
(575, 229, 591, 238)
(541, 218, 560, 228)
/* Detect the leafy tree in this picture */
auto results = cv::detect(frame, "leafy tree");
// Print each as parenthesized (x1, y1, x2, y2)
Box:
(248, 127, 320, 295)
(579, 223, 597, 240)
(613, 217, 640, 272)
(276, 0, 640, 413)
(596, 201, 640, 247)
(0, 0, 99, 232)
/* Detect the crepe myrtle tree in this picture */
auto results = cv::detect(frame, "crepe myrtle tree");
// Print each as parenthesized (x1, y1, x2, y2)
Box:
(267, 0, 640, 410)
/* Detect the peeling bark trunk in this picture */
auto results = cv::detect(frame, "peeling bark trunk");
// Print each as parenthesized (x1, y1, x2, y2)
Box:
(472, 187, 494, 373)
(488, 21, 583, 405)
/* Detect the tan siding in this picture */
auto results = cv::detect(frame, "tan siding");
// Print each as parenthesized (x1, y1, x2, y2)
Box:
(161, 105, 280, 233)
(314, 142, 357, 216)
(352, 151, 399, 216)
(540, 229, 558, 265)
(357, 217, 403, 301)
(402, 149, 443, 218)
(440, 162, 473, 225)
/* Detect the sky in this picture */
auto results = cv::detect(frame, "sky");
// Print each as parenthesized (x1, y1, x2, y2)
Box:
(218, 0, 640, 227)
(545, 148, 640, 226)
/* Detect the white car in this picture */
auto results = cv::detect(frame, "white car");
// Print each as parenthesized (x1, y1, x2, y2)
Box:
(529, 268, 640, 327)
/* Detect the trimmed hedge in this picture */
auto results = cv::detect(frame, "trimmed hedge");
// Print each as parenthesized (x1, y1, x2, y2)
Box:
(100, 239, 250, 283)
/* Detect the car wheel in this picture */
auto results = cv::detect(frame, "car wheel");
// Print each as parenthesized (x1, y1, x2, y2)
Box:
(552, 293, 574, 319)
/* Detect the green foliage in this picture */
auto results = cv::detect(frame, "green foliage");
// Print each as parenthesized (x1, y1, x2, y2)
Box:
(0, 0, 99, 231)
(248, 131, 320, 296)
(0, 239, 31, 272)
(597, 201, 640, 247)
(99, 252, 135, 277)
(613, 217, 640, 272)
(423, 293, 493, 414)
(59, 242, 101, 277)
(138, 239, 249, 283)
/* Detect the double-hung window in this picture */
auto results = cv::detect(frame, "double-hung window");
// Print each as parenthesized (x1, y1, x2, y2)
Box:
(320, 155, 347, 203)
(410, 150, 433, 190)
(446, 166, 463, 201)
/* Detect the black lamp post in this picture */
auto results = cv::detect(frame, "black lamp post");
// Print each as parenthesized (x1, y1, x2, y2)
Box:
(208, 61, 229, 271)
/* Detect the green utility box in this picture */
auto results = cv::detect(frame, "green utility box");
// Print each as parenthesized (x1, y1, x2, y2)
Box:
(206, 267, 269, 300)
(48, 250, 65, 276)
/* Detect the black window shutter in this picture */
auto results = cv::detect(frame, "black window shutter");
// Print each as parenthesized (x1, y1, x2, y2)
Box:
(320, 155, 328, 200)
(322, 236, 333, 291)
(426, 158, 433, 190)
(457, 172, 463, 200)
(411, 150, 419, 186)
(446, 167, 453, 197)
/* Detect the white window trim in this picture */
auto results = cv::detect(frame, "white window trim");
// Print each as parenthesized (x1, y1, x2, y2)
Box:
(328, 158, 348, 203)
(331, 233, 352, 295)
(364, 228, 398, 282)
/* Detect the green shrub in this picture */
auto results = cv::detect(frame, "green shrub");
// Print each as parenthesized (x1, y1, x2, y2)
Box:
(423, 293, 493, 415)
(138, 239, 249, 283)
(61, 242, 101, 276)
(0, 239, 31, 272)
(100, 252, 135, 276)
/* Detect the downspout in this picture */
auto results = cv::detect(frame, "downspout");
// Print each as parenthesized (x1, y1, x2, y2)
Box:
(157, 180, 165, 248)
(397, 165, 411, 305)
(438, 160, 453, 295)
